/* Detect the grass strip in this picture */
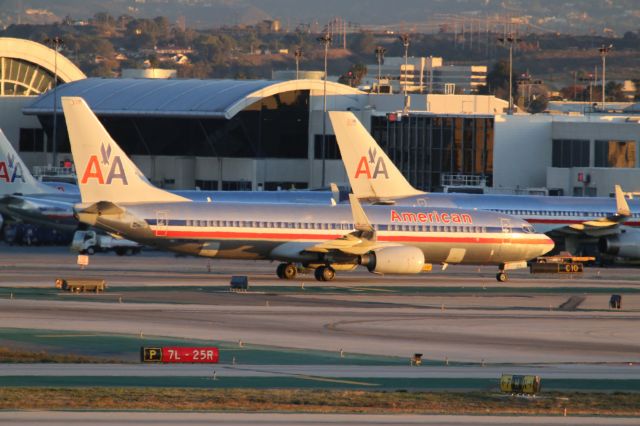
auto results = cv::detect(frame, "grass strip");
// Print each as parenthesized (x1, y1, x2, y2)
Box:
(0, 347, 124, 364)
(0, 388, 639, 415)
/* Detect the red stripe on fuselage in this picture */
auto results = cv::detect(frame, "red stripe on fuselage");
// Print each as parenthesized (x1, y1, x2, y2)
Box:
(151, 229, 551, 245)
(526, 219, 640, 226)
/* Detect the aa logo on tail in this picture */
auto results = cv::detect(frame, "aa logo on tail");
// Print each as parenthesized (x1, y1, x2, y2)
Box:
(80, 143, 128, 185)
(354, 147, 389, 179)
(0, 153, 25, 183)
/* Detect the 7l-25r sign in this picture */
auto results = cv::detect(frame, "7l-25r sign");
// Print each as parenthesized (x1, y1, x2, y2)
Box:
(141, 346, 219, 363)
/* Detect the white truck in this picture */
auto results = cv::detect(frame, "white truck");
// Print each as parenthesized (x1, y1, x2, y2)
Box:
(71, 230, 142, 256)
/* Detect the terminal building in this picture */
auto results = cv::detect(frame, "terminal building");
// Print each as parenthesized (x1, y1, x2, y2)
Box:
(2, 37, 640, 197)
(362, 56, 487, 95)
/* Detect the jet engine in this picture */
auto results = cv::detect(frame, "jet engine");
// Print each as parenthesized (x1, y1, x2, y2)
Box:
(599, 228, 640, 259)
(359, 246, 425, 274)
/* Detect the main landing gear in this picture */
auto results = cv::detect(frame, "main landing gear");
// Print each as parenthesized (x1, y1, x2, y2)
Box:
(314, 265, 336, 282)
(496, 271, 509, 282)
(276, 263, 336, 282)
(276, 263, 297, 280)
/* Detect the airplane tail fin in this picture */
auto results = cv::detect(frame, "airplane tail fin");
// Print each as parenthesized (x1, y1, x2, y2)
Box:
(0, 129, 55, 195)
(329, 111, 423, 199)
(61, 97, 187, 204)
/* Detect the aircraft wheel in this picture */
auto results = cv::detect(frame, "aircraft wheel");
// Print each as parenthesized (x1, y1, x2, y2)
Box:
(86, 246, 95, 255)
(314, 267, 325, 281)
(321, 266, 336, 282)
(282, 263, 297, 280)
(276, 263, 286, 279)
(496, 272, 508, 282)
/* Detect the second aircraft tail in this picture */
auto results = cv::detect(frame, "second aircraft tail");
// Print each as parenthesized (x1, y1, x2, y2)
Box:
(329, 111, 423, 200)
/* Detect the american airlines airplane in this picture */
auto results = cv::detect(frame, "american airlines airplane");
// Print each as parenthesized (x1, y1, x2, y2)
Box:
(0, 130, 79, 231)
(63, 96, 554, 282)
(329, 111, 640, 260)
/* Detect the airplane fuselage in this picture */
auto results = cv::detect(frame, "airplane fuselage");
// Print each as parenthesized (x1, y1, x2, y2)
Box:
(78, 202, 553, 266)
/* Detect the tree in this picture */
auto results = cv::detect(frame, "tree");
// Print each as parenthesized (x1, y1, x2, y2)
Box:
(338, 63, 367, 87)
(486, 60, 517, 103)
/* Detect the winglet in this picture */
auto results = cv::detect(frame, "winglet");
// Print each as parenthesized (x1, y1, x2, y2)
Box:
(0, 129, 56, 195)
(349, 193, 374, 233)
(62, 97, 188, 204)
(329, 111, 424, 199)
(615, 185, 631, 217)
(330, 182, 340, 205)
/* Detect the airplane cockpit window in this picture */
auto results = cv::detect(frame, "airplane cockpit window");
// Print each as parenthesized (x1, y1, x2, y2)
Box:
(522, 224, 535, 234)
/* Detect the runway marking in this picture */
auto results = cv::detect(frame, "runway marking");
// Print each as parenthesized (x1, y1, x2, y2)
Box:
(351, 287, 394, 292)
(292, 374, 379, 386)
(36, 334, 105, 338)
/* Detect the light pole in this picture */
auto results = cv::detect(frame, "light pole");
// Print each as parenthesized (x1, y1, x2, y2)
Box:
(598, 44, 612, 111)
(498, 34, 521, 115)
(399, 34, 410, 101)
(317, 32, 332, 188)
(44, 36, 63, 167)
(375, 46, 386, 94)
(294, 48, 303, 80)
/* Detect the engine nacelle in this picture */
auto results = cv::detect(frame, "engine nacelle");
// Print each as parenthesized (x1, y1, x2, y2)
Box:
(599, 228, 640, 259)
(359, 246, 425, 274)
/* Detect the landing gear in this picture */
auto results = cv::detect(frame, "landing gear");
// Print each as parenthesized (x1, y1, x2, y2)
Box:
(496, 271, 508, 282)
(276, 263, 297, 280)
(314, 266, 336, 282)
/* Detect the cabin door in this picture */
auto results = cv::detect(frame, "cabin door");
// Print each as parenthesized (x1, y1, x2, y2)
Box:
(155, 210, 169, 237)
(500, 218, 512, 245)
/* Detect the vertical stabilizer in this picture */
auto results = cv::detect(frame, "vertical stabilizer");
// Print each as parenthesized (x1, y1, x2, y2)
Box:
(329, 111, 424, 199)
(0, 129, 56, 195)
(61, 97, 187, 204)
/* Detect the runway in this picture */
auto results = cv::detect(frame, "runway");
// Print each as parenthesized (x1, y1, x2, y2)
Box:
(2, 363, 638, 380)
(1, 246, 639, 392)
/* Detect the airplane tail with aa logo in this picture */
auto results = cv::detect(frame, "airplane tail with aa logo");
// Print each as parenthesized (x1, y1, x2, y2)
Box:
(328, 111, 423, 200)
(61, 97, 187, 204)
(0, 129, 57, 195)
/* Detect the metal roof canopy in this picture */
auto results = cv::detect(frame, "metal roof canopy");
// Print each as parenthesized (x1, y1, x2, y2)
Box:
(23, 77, 364, 119)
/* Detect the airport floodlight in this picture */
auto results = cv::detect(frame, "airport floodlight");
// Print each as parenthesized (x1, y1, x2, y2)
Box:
(317, 32, 332, 187)
(375, 46, 386, 94)
(43, 36, 64, 167)
(598, 44, 613, 111)
(399, 34, 410, 101)
(293, 48, 303, 80)
(498, 34, 521, 115)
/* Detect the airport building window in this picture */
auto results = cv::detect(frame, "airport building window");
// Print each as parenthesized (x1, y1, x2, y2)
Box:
(18, 128, 45, 152)
(264, 181, 309, 190)
(195, 180, 218, 190)
(595, 140, 636, 168)
(371, 114, 494, 191)
(552, 139, 589, 167)
(313, 134, 340, 160)
(222, 181, 252, 191)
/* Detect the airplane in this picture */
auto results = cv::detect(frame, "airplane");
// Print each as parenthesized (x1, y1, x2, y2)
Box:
(63, 96, 553, 282)
(0, 129, 80, 231)
(329, 111, 640, 261)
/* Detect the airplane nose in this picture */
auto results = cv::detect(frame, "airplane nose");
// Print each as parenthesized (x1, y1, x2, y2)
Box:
(539, 234, 555, 256)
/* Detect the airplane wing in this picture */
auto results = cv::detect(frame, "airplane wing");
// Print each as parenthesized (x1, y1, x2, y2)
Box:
(302, 194, 397, 256)
(552, 185, 631, 237)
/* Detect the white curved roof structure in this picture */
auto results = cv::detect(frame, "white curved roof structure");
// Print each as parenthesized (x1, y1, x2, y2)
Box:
(0, 37, 85, 96)
(24, 78, 365, 119)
